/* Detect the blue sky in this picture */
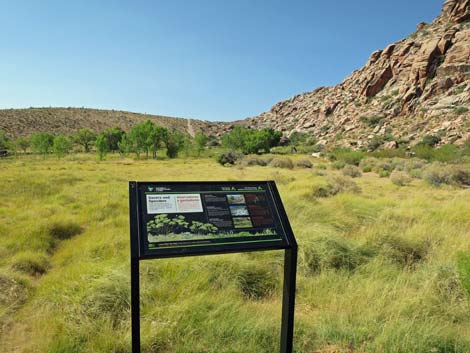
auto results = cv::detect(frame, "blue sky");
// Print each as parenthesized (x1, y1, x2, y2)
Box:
(0, 0, 443, 121)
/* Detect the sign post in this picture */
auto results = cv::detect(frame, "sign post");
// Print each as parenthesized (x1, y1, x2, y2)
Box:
(129, 181, 297, 353)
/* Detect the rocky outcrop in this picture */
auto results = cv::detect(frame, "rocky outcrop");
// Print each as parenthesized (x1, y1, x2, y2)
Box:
(207, 0, 469, 149)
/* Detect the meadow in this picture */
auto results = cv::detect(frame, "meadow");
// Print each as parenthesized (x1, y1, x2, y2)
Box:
(0, 153, 469, 353)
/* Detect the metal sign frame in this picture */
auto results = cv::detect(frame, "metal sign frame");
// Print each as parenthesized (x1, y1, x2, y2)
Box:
(129, 181, 297, 353)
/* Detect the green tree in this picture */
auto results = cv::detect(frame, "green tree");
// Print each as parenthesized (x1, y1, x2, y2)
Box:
(95, 133, 109, 161)
(16, 137, 30, 154)
(103, 127, 125, 152)
(74, 128, 96, 153)
(31, 132, 54, 159)
(128, 121, 154, 158)
(53, 135, 72, 159)
(0, 129, 10, 151)
(164, 130, 185, 158)
(194, 132, 208, 156)
(222, 127, 281, 154)
(117, 134, 132, 156)
(149, 125, 168, 159)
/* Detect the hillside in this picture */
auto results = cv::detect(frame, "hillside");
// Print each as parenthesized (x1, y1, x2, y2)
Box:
(0, 107, 208, 138)
(207, 0, 470, 149)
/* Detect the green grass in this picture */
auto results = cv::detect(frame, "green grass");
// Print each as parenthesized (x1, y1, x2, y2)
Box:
(0, 153, 470, 352)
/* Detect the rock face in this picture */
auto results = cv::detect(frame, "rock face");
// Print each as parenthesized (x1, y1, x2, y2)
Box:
(208, 0, 470, 148)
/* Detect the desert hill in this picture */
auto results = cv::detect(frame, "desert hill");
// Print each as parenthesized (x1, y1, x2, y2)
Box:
(0, 107, 208, 138)
(206, 0, 470, 149)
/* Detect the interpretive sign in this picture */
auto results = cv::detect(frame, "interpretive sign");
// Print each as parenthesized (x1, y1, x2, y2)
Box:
(129, 181, 297, 353)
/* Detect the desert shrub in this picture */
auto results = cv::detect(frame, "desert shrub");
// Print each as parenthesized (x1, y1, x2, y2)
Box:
(419, 135, 441, 147)
(316, 163, 327, 170)
(216, 151, 241, 166)
(390, 158, 406, 171)
(243, 157, 270, 167)
(451, 166, 470, 187)
(360, 115, 384, 127)
(301, 236, 364, 274)
(409, 168, 423, 179)
(11, 252, 50, 276)
(362, 165, 372, 173)
(296, 159, 313, 168)
(236, 264, 277, 299)
(313, 175, 361, 198)
(49, 221, 83, 240)
(404, 159, 425, 172)
(390, 171, 412, 186)
(424, 164, 452, 187)
(377, 161, 393, 171)
(457, 252, 470, 297)
(329, 149, 365, 166)
(332, 161, 345, 170)
(269, 157, 294, 169)
(379, 170, 391, 178)
(342, 165, 362, 178)
(359, 157, 378, 169)
(312, 185, 333, 198)
(372, 234, 428, 267)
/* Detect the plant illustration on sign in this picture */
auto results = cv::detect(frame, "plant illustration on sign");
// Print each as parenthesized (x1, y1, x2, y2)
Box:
(147, 214, 217, 236)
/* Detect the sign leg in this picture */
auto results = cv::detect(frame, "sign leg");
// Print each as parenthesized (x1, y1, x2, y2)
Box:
(131, 258, 140, 353)
(280, 246, 297, 353)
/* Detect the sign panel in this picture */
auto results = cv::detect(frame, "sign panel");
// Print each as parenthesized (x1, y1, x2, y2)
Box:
(133, 181, 292, 258)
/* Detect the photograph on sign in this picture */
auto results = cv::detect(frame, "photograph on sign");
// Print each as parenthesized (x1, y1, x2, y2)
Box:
(137, 182, 289, 255)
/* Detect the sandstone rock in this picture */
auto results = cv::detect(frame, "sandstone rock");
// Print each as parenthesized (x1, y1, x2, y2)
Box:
(384, 141, 398, 149)
(363, 66, 393, 97)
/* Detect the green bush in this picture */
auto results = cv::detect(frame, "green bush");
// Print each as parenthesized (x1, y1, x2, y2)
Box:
(269, 157, 294, 169)
(342, 165, 362, 178)
(362, 165, 373, 173)
(332, 161, 346, 170)
(360, 115, 384, 127)
(329, 149, 365, 166)
(390, 171, 412, 186)
(216, 151, 241, 166)
(296, 159, 313, 168)
(409, 168, 423, 179)
(379, 169, 391, 178)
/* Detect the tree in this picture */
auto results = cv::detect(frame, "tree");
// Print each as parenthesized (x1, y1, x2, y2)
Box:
(149, 125, 168, 159)
(128, 121, 154, 158)
(53, 135, 72, 159)
(74, 128, 96, 153)
(194, 132, 208, 156)
(16, 137, 30, 154)
(31, 132, 54, 159)
(164, 130, 185, 158)
(0, 129, 10, 151)
(222, 127, 281, 154)
(95, 133, 109, 161)
(103, 127, 125, 152)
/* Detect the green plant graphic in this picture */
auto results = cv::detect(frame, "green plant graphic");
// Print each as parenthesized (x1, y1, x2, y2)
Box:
(147, 214, 218, 236)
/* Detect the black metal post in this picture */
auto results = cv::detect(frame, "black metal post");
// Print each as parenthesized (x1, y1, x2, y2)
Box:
(129, 182, 141, 353)
(280, 245, 297, 353)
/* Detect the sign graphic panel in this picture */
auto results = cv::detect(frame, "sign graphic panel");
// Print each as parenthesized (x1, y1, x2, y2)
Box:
(135, 181, 290, 257)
